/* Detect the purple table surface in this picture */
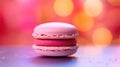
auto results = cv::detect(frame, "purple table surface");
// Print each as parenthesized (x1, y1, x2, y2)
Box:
(0, 45, 120, 67)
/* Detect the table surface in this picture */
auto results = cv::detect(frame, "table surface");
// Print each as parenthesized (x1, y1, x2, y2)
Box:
(0, 45, 120, 67)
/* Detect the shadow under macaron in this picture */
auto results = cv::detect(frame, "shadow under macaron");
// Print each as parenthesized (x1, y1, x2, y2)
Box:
(29, 56, 77, 67)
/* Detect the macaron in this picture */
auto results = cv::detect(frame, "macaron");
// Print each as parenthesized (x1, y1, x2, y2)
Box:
(32, 22, 79, 56)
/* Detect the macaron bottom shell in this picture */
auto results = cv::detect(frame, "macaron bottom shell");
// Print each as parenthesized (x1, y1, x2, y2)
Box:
(32, 44, 78, 56)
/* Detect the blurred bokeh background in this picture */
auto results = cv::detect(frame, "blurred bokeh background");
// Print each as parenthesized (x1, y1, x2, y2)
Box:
(0, 0, 120, 46)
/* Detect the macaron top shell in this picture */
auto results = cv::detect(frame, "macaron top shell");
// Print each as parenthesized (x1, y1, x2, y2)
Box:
(32, 22, 78, 39)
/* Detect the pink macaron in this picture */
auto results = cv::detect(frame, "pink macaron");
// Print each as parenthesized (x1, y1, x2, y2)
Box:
(32, 22, 79, 56)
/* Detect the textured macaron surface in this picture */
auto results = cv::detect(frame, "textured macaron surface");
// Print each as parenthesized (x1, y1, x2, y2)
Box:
(32, 22, 78, 56)
(32, 22, 78, 39)
(35, 39, 76, 46)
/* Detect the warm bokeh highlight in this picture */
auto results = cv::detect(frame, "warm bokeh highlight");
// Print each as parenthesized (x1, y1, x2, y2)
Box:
(84, 0, 103, 17)
(73, 12, 94, 32)
(92, 27, 113, 46)
(54, 0, 74, 17)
